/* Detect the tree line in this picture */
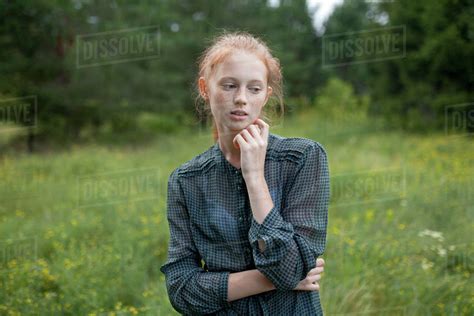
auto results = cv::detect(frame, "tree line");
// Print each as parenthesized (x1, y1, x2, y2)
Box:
(0, 0, 472, 151)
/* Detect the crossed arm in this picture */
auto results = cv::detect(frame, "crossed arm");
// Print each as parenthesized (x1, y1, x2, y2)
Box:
(227, 258, 324, 302)
(227, 269, 276, 302)
(160, 142, 330, 314)
(228, 142, 329, 301)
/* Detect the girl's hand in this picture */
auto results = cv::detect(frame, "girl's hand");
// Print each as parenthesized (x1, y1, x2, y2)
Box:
(233, 119, 269, 181)
(294, 258, 325, 291)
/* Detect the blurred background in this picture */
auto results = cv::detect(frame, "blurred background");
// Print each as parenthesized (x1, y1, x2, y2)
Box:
(0, 0, 472, 315)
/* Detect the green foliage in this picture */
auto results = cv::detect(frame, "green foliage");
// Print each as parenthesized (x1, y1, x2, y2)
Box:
(321, 0, 372, 94)
(320, 0, 474, 132)
(0, 110, 472, 315)
(313, 77, 369, 118)
(1, 0, 471, 149)
(370, 0, 473, 131)
(0, 0, 321, 150)
(310, 77, 382, 139)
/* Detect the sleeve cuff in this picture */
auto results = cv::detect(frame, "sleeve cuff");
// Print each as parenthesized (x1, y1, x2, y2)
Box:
(216, 271, 231, 308)
(248, 206, 293, 255)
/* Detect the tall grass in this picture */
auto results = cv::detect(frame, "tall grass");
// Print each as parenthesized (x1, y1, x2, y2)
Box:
(0, 109, 472, 315)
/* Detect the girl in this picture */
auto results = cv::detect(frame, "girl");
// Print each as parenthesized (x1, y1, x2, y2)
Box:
(160, 31, 330, 315)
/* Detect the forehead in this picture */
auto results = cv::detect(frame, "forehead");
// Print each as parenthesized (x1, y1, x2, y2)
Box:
(213, 51, 267, 83)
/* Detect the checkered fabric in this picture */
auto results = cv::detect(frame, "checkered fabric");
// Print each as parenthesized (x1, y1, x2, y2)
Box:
(160, 132, 330, 315)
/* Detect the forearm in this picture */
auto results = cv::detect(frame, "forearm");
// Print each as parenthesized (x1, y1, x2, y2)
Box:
(245, 174, 274, 252)
(245, 173, 323, 290)
(227, 269, 276, 302)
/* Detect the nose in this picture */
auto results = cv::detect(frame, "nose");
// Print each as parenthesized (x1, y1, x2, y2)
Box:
(234, 86, 247, 106)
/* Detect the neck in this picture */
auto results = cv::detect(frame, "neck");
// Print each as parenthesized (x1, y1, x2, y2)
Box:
(217, 130, 241, 168)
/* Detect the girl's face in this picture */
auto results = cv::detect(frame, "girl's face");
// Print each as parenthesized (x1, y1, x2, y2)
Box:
(200, 51, 272, 137)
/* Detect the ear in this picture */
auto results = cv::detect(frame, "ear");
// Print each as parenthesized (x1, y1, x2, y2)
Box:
(198, 77, 208, 100)
(263, 85, 273, 106)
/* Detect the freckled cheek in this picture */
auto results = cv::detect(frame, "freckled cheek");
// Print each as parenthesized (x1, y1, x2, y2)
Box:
(211, 91, 232, 106)
(248, 95, 267, 111)
(253, 94, 267, 104)
(211, 91, 265, 107)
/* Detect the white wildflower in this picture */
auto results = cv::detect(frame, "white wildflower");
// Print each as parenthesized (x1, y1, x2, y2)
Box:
(437, 246, 447, 257)
(421, 258, 434, 270)
(418, 229, 444, 242)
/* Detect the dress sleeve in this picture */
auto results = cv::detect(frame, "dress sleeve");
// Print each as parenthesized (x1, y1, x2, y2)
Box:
(160, 168, 231, 315)
(248, 142, 330, 290)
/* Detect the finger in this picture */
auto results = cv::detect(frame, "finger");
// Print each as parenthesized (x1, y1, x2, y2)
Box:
(233, 136, 240, 149)
(254, 118, 269, 141)
(234, 134, 248, 149)
(309, 266, 324, 274)
(309, 266, 324, 275)
(316, 258, 325, 267)
(298, 281, 319, 292)
(307, 274, 321, 283)
(247, 124, 263, 142)
(302, 275, 321, 287)
(240, 129, 258, 145)
(302, 283, 319, 291)
(254, 118, 268, 135)
(255, 124, 262, 135)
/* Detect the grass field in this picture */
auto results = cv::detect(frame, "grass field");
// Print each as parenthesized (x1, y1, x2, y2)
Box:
(1, 109, 472, 315)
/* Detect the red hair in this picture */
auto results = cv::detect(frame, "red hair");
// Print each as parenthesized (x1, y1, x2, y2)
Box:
(195, 31, 284, 142)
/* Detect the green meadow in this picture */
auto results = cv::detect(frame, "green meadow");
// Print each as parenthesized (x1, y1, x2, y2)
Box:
(1, 110, 472, 315)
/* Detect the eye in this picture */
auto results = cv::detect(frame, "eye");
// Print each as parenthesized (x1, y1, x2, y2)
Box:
(222, 83, 236, 90)
(249, 87, 262, 93)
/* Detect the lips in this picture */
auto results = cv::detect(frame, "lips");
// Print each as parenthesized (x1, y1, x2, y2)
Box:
(230, 110, 248, 116)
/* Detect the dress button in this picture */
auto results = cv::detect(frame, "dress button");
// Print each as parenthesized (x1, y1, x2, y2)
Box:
(238, 216, 244, 222)
(237, 185, 242, 190)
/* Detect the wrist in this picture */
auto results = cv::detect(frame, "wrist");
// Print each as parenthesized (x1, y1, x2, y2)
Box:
(254, 269, 276, 291)
(244, 173, 266, 187)
(264, 276, 276, 291)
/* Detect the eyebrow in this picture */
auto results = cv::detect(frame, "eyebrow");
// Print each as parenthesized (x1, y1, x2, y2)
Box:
(218, 77, 264, 84)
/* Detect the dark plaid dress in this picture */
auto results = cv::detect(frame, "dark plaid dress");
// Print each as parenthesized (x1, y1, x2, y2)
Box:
(160, 132, 330, 315)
